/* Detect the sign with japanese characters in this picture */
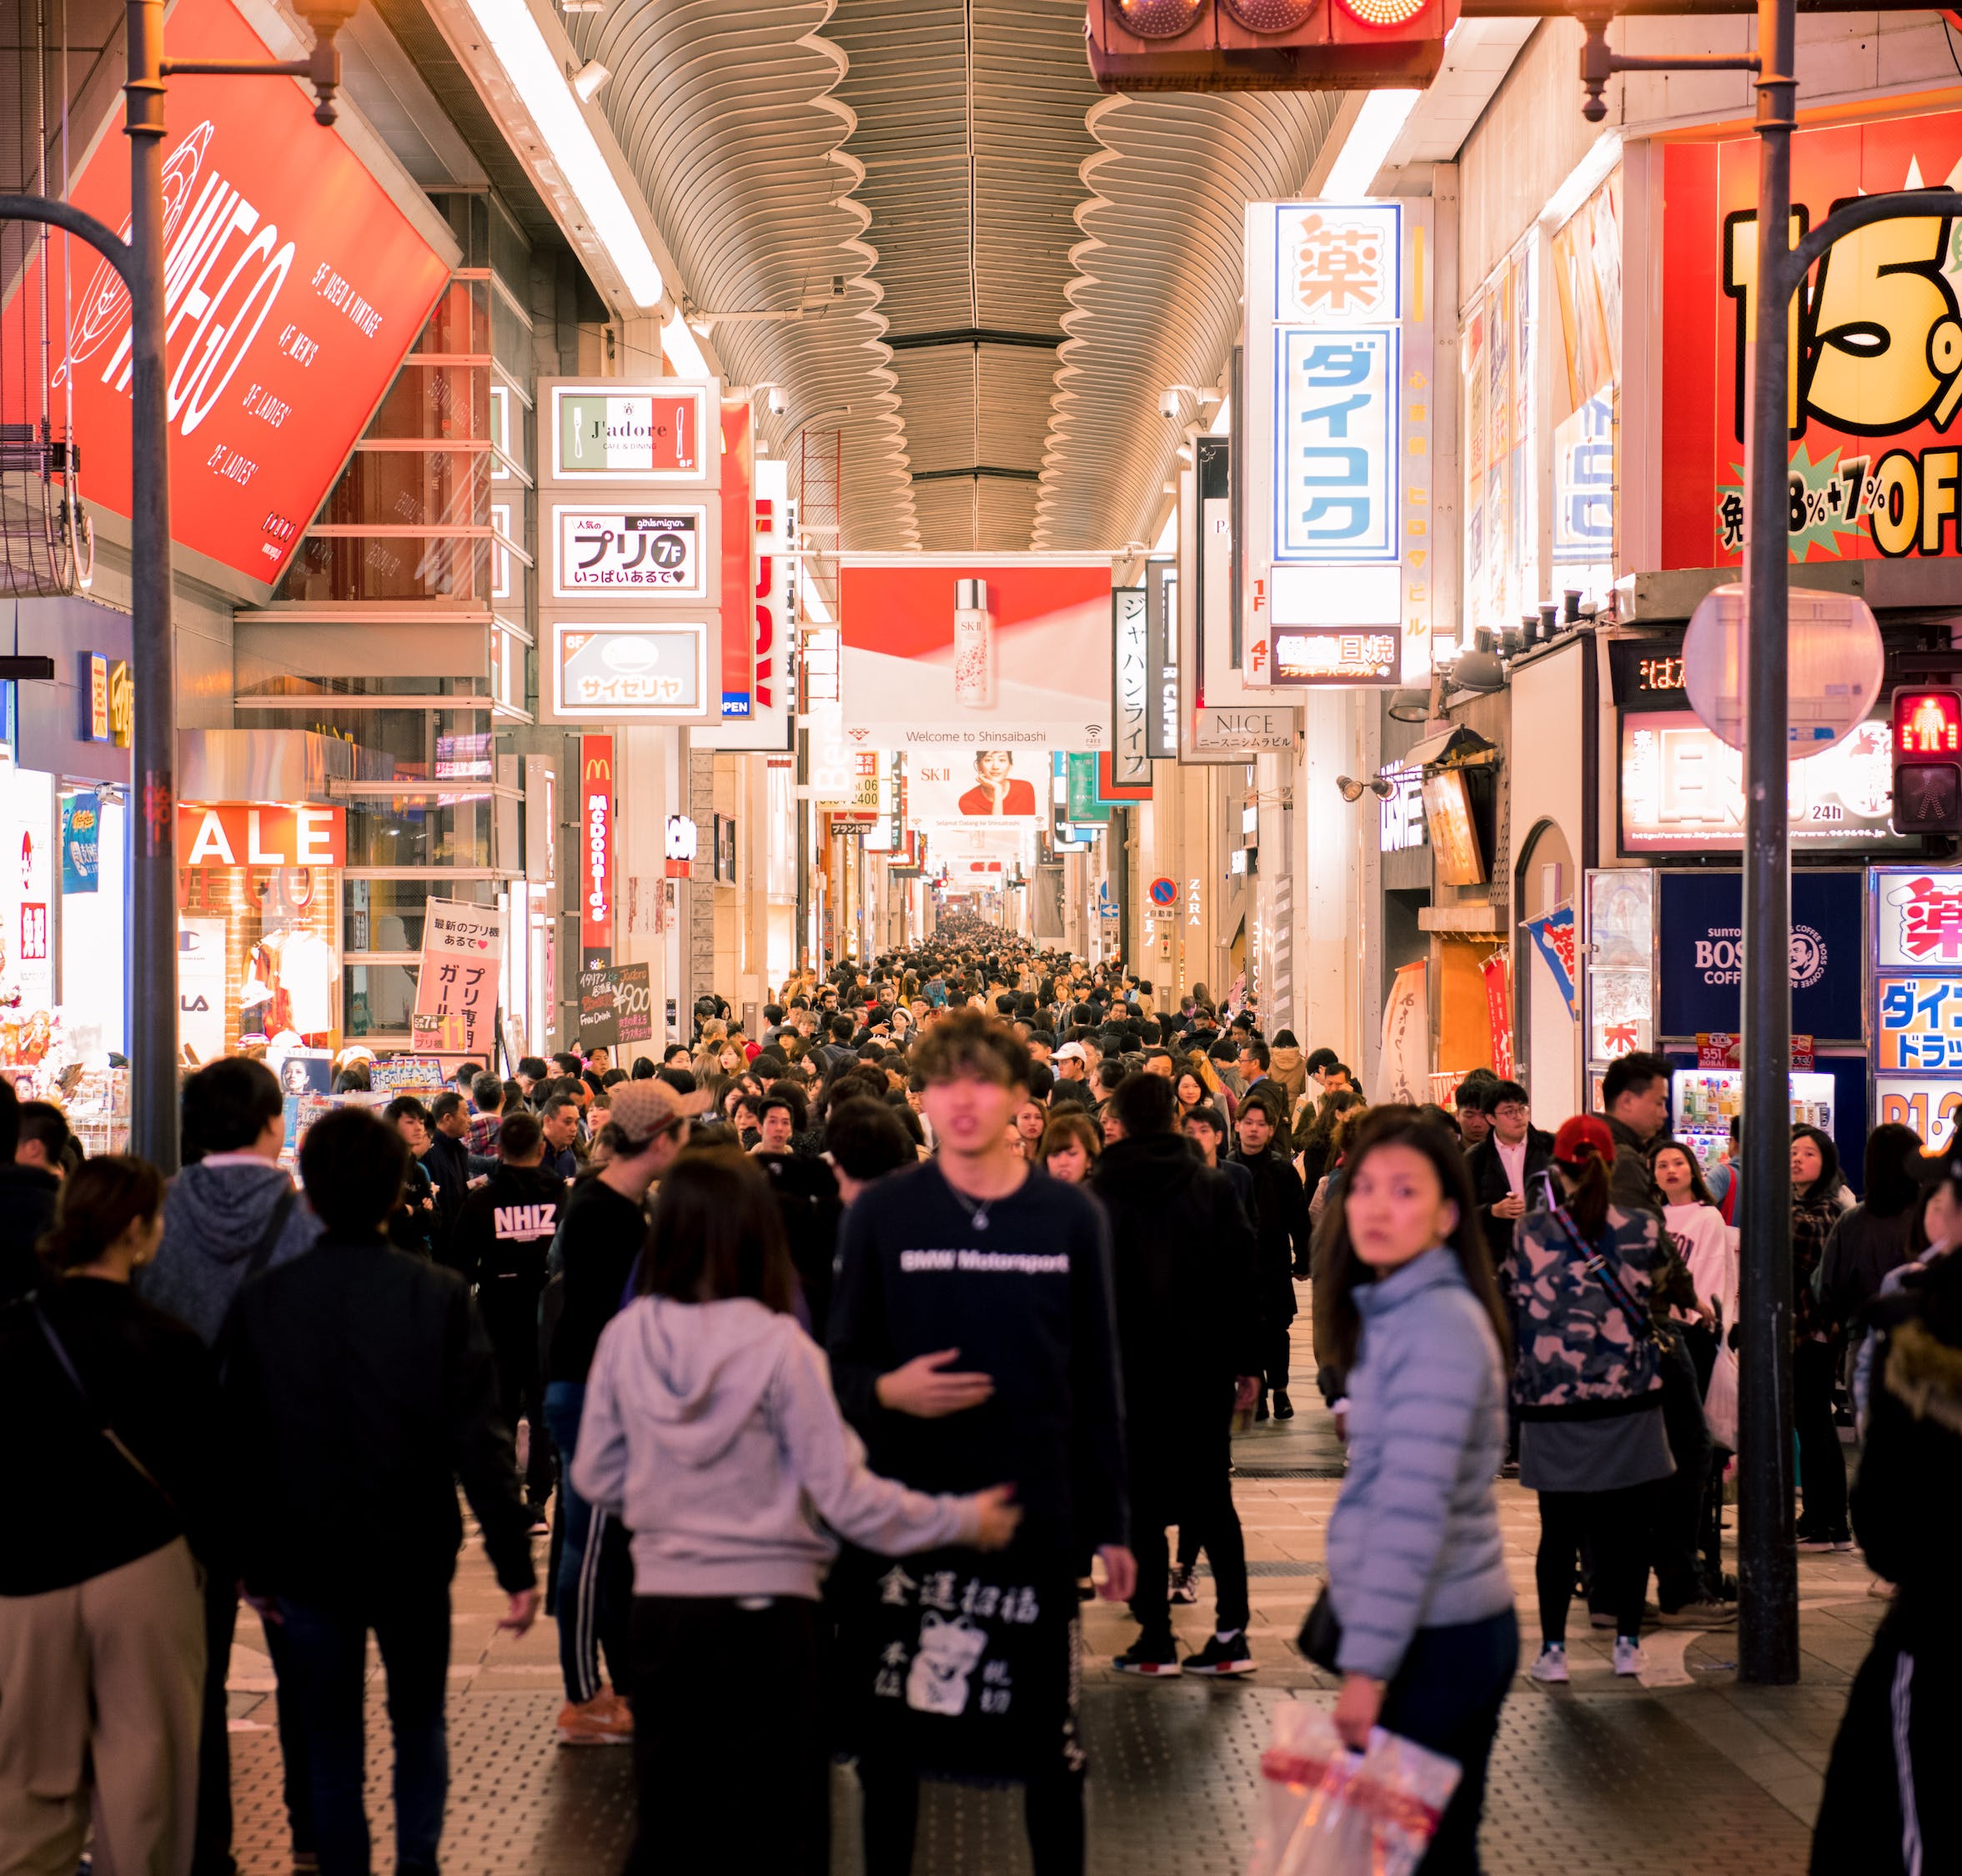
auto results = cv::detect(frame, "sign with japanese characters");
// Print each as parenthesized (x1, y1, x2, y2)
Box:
(1243, 198, 1434, 688)
(1272, 625, 1400, 685)
(1661, 111, 1962, 568)
(1110, 587, 1150, 786)
(580, 736, 614, 959)
(1874, 870, 1962, 1136)
(550, 504, 712, 599)
(549, 620, 708, 722)
(411, 899, 502, 1058)
(578, 962, 652, 1051)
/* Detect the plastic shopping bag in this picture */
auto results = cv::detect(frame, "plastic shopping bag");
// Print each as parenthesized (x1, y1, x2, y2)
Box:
(1249, 1701, 1461, 1876)
(1704, 1344, 1739, 1452)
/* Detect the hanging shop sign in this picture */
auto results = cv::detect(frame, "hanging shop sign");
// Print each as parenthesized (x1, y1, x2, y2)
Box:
(1619, 711, 1907, 855)
(719, 398, 755, 718)
(177, 802, 345, 867)
(549, 620, 709, 723)
(544, 381, 715, 485)
(1096, 750, 1151, 803)
(1660, 109, 1962, 568)
(1272, 625, 1400, 686)
(664, 813, 698, 880)
(1523, 905, 1578, 1018)
(1657, 868, 1863, 1041)
(549, 504, 713, 600)
(1242, 198, 1434, 686)
(1874, 865, 1962, 1151)
(60, 793, 100, 895)
(1145, 559, 1178, 760)
(0, 0, 450, 586)
(410, 899, 503, 1058)
(580, 735, 615, 959)
(699, 456, 794, 752)
(1483, 951, 1514, 1079)
(1192, 705, 1299, 755)
(1111, 586, 1151, 786)
(1379, 765, 1426, 854)
(82, 655, 110, 743)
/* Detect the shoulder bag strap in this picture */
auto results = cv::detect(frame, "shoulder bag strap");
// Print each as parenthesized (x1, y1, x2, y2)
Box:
(29, 1297, 177, 1511)
(1543, 1196, 1659, 1343)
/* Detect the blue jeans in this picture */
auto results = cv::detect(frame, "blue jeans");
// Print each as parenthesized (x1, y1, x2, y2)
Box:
(277, 1585, 450, 1876)
(543, 1381, 630, 1705)
(1377, 1608, 1518, 1876)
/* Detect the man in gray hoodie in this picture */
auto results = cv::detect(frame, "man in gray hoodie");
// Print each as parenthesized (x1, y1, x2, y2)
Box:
(138, 1056, 320, 1876)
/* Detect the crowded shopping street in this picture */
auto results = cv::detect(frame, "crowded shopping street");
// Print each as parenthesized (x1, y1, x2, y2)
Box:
(7, 0, 1962, 1868)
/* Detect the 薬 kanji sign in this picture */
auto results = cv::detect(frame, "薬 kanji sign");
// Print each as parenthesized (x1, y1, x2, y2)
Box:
(1874, 866, 1962, 1155)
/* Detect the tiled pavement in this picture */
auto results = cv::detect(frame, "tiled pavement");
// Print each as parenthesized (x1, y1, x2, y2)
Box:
(223, 1303, 1874, 1873)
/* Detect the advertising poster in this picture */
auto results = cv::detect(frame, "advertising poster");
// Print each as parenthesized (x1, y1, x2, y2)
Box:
(837, 558, 1113, 752)
(1376, 960, 1428, 1105)
(909, 749, 1046, 823)
(411, 899, 503, 1058)
(60, 793, 99, 895)
(549, 505, 711, 599)
(578, 962, 654, 1051)
(1661, 110, 1962, 567)
(178, 916, 228, 1064)
(1657, 870, 1863, 1041)
(0, 0, 450, 587)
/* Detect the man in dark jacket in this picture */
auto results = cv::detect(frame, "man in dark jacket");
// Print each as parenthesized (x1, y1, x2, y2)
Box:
(224, 1106, 538, 1876)
(1092, 1073, 1262, 1678)
(1463, 1079, 1554, 1268)
(1229, 1088, 1312, 1420)
(449, 1110, 563, 1522)
(138, 1056, 320, 1876)
(0, 1076, 57, 1303)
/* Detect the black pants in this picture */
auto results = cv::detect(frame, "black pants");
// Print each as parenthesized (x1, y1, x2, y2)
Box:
(627, 1595, 825, 1876)
(1130, 1397, 1249, 1640)
(488, 1318, 554, 1508)
(1262, 1318, 1292, 1394)
(1648, 1336, 1713, 1610)
(1679, 1323, 1731, 1592)
(1794, 1338, 1849, 1538)
(1537, 1483, 1653, 1643)
(1377, 1609, 1518, 1876)
(860, 1758, 1086, 1876)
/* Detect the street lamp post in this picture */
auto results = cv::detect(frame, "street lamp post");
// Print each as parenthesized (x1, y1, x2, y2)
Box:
(1, 0, 352, 1169)
(1572, 0, 1959, 1683)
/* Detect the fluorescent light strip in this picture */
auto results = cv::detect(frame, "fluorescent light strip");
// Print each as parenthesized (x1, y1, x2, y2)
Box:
(465, 0, 663, 308)
(1321, 88, 1421, 201)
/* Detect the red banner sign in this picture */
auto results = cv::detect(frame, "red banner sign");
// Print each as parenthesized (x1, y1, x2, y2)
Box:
(1662, 109, 1962, 569)
(0, 0, 450, 585)
(178, 803, 345, 867)
(1482, 951, 1513, 1078)
(580, 735, 615, 956)
(720, 399, 754, 716)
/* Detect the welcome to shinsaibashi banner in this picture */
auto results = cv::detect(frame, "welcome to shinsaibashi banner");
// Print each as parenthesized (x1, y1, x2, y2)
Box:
(1661, 108, 1962, 569)
(411, 900, 503, 1059)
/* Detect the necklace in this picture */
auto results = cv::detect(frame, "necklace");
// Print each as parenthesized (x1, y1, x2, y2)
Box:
(967, 1196, 992, 1232)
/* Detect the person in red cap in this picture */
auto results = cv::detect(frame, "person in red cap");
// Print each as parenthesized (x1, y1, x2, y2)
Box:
(1505, 1113, 1720, 1686)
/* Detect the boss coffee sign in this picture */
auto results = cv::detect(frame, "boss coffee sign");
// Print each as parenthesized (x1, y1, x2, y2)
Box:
(0, 0, 450, 586)
(1662, 110, 1962, 567)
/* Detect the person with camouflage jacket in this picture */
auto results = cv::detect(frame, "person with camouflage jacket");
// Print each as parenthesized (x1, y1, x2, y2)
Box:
(1506, 1116, 1687, 1687)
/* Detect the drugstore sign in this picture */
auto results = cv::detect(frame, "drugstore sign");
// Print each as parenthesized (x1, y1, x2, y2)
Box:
(1661, 109, 1962, 567)
(0, 0, 450, 586)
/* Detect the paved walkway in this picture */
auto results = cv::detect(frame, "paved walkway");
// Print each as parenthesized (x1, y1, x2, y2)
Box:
(223, 1305, 1871, 1873)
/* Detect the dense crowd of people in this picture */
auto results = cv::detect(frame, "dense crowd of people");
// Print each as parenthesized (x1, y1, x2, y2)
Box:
(0, 916, 1954, 1876)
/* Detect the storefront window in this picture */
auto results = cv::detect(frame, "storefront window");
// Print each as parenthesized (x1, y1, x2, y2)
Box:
(1585, 867, 1655, 1066)
(178, 863, 341, 1061)
(58, 787, 126, 1061)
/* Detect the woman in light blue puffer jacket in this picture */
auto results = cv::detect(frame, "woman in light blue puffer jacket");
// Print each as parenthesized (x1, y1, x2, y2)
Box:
(1312, 1108, 1517, 1876)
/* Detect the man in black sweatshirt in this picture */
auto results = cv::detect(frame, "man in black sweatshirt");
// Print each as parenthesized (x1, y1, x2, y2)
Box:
(223, 1107, 536, 1876)
(830, 1009, 1130, 1876)
(1091, 1072, 1262, 1678)
(449, 1110, 564, 1523)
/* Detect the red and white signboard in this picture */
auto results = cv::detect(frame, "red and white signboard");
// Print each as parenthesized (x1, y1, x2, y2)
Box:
(699, 455, 793, 751)
(719, 398, 755, 719)
(411, 898, 503, 1058)
(178, 802, 346, 867)
(0, 0, 451, 585)
(580, 735, 615, 958)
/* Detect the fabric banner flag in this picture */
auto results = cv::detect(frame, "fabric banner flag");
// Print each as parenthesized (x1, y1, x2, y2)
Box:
(1525, 905, 1579, 1019)
(1482, 949, 1515, 1078)
(411, 899, 503, 1059)
(1376, 960, 1428, 1106)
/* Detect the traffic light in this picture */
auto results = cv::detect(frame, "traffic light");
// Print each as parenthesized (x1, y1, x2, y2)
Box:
(1086, 0, 1457, 92)
(1892, 685, 1962, 835)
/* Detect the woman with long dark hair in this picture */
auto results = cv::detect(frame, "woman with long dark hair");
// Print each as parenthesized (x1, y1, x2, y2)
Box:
(1312, 1109, 1515, 1875)
(1790, 1123, 1852, 1549)
(1509, 1116, 1680, 1686)
(572, 1148, 1019, 1876)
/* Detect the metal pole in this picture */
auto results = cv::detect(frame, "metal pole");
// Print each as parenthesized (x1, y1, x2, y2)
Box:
(1737, 0, 1799, 1685)
(125, 0, 178, 1171)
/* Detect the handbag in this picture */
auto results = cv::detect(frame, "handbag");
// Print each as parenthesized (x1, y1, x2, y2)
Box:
(1297, 1585, 1342, 1673)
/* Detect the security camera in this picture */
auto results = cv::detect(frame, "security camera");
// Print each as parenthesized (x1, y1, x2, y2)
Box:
(767, 386, 788, 416)
(1158, 389, 1182, 420)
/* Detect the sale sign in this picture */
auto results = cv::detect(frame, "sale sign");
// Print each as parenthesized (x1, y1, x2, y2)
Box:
(0, 0, 450, 586)
(178, 802, 345, 867)
(1661, 110, 1962, 568)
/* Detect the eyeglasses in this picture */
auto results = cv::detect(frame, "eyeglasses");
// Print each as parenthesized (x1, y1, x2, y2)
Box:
(1491, 1103, 1528, 1121)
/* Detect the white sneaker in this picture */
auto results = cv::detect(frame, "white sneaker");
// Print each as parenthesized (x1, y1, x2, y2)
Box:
(1613, 1638, 1645, 1678)
(1528, 1644, 1569, 1684)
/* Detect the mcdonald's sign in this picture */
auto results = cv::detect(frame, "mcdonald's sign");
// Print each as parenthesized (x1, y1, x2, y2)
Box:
(580, 734, 615, 958)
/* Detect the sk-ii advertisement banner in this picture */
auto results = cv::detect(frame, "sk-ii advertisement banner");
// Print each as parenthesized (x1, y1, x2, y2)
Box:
(1657, 870, 1863, 1041)
(1661, 110, 1962, 568)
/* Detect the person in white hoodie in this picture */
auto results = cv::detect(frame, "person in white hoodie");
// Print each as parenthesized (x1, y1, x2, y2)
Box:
(572, 1147, 1019, 1876)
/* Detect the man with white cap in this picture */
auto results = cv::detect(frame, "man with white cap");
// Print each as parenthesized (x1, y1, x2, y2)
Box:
(1052, 1041, 1091, 1086)
(542, 1076, 708, 1746)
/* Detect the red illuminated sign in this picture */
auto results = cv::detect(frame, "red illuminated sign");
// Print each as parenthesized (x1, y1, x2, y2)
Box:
(1895, 688, 1962, 757)
(0, 0, 450, 586)
(177, 803, 346, 866)
(720, 399, 754, 716)
(581, 735, 615, 956)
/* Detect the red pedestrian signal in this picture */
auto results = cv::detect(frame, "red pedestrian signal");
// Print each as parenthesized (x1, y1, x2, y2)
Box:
(1087, 0, 1455, 92)
(1892, 686, 1962, 835)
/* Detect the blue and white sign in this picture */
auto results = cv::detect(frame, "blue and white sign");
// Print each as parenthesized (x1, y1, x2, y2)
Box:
(1279, 330, 1397, 560)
